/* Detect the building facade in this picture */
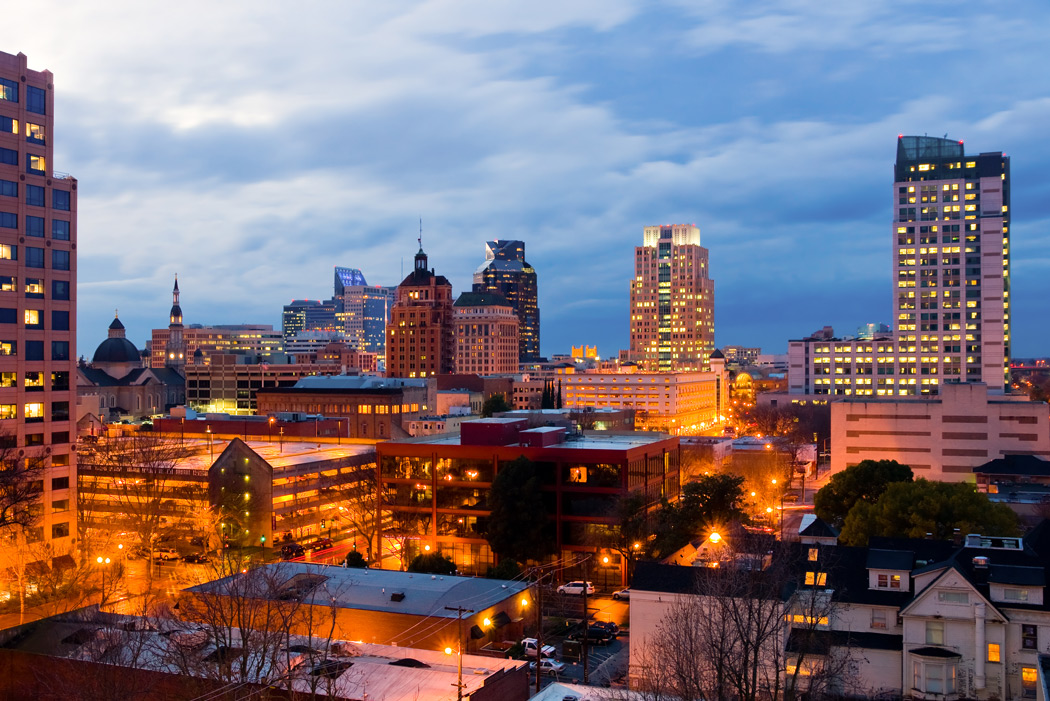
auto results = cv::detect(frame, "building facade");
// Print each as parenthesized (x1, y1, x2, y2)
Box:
(831, 382, 1050, 482)
(0, 51, 77, 564)
(472, 240, 540, 362)
(629, 224, 715, 373)
(789, 136, 1011, 397)
(559, 369, 727, 435)
(453, 292, 519, 375)
(375, 418, 681, 579)
(151, 323, 284, 369)
(255, 375, 431, 440)
(185, 353, 349, 415)
(385, 246, 454, 379)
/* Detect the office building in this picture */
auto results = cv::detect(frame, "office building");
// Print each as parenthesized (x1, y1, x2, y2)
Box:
(830, 382, 1049, 482)
(453, 292, 519, 375)
(629, 224, 715, 373)
(282, 299, 338, 339)
(255, 375, 431, 440)
(789, 136, 1011, 397)
(376, 418, 680, 579)
(0, 51, 77, 565)
(386, 245, 455, 379)
(472, 240, 539, 361)
(151, 323, 284, 368)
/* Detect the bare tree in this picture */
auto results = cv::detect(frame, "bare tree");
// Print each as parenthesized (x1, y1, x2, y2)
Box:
(339, 468, 379, 561)
(0, 431, 46, 532)
(77, 433, 194, 557)
(632, 545, 857, 701)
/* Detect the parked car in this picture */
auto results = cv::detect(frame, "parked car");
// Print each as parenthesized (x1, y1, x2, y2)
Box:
(557, 581, 595, 596)
(310, 537, 334, 551)
(612, 587, 630, 601)
(567, 625, 613, 644)
(529, 658, 566, 675)
(593, 620, 619, 638)
(153, 548, 180, 562)
(281, 543, 306, 560)
(521, 638, 556, 659)
(126, 545, 150, 561)
(182, 553, 210, 564)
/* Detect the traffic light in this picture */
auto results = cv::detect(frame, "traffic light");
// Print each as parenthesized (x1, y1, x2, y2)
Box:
(321, 519, 326, 529)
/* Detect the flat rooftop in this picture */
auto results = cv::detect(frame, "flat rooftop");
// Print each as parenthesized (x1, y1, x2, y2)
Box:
(190, 564, 529, 619)
(396, 430, 672, 451)
(81, 438, 374, 474)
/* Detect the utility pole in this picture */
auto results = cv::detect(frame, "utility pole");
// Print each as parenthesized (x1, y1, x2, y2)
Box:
(582, 557, 590, 684)
(445, 605, 474, 701)
(534, 568, 543, 694)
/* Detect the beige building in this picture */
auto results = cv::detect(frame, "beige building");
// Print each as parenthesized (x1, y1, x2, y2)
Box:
(150, 324, 284, 368)
(831, 382, 1050, 481)
(453, 292, 519, 375)
(560, 367, 727, 435)
(629, 224, 715, 373)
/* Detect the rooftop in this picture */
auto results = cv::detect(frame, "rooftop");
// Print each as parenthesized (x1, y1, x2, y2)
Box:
(189, 564, 529, 619)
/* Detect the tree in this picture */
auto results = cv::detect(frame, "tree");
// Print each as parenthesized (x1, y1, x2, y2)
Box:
(646, 475, 750, 559)
(485, 558, 522, 580)
(408, 552, 457, 574)
(0, 431, 46, 532)
(342, 550, 367, 568)
(480, 393, 511, 417)
(814, 460, 913, 528)
(839, 479, 1019, 546)
(77, 433, 194, 557)
(484, 456, 555, 563)
(340, 468, 379, 561)
(629, 546, 857, 701)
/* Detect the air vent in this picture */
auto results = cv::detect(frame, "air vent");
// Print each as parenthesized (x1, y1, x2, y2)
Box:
(390, 591, 405, 602)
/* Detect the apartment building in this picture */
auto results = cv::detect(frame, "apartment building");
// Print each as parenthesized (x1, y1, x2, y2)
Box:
(789, 136, 1011, 397)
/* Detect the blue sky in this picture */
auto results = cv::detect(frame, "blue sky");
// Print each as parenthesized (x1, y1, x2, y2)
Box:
(6, 1, 1050, 359)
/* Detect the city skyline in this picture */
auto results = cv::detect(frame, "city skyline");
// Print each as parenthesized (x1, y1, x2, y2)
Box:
(6, 2, 1050, 359)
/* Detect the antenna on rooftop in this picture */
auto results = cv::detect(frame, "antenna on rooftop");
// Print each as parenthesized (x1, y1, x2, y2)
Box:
(418, 217, 423, 250)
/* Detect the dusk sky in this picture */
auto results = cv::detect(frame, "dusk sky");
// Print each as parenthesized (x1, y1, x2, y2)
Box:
(7, 1, 1050, 360)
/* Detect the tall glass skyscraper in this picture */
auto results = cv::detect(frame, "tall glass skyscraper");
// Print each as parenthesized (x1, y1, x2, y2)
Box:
(472, 240, 539, 362)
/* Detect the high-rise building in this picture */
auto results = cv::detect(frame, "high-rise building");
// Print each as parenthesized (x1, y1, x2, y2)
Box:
(0, 51, 77, 565)
(472, 240, 539, 362)
(282, 299, 338, 339)
(386, 245, 454, 378)
(453, 292, 519, 375)
(629, 224, 715, 373)
(788, 136, 1011, 396)
(335, 268, 395, 363)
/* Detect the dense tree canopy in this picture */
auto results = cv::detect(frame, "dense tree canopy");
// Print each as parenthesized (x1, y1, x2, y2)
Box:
(407, 552, 457, 575)
(814, 459, 914, 528)
(480, 393, 511, 417)
(839, 479, 1018, 546)
(649, 474, 750, 558)
(484, 456, 555, 563)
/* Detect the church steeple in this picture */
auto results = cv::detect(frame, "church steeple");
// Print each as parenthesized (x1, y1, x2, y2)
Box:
(165, 275, 186, 370)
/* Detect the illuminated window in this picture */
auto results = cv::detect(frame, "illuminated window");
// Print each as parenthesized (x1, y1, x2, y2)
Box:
(987, 643, 999, 662)
(26, 153, 45, 175)
(24, 309, 41, 328)
(24, 402, 44, 422)
(877, 573, 902, 589)
(1022, 666, 1037, 698)
(807, 547, 818, 562)
(25, 122, 44, 145)
(804, 571, 826, 586)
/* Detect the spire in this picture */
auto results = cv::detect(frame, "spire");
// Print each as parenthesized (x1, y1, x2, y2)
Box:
(418, 218, 423, 252)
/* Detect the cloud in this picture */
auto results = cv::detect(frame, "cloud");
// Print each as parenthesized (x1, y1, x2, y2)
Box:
(6, 0, 1050, 359)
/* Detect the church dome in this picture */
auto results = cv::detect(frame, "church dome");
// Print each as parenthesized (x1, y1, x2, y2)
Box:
(93, 336, 142, 364)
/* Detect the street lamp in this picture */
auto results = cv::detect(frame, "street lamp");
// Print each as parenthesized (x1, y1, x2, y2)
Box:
(96, 556, 111, 607)
(206, 426, 214, 464)
(268, 416, 275, 442)
(602, 555, 609, 591)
